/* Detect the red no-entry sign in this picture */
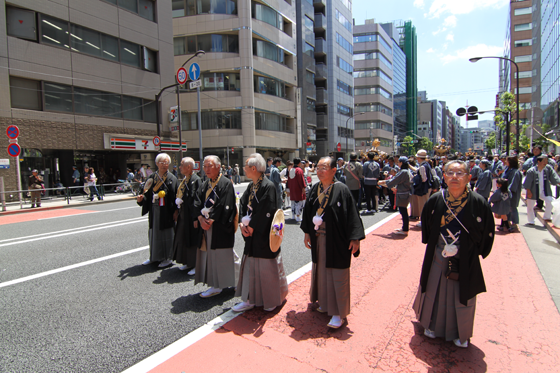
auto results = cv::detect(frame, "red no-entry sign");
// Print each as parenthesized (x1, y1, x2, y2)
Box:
(6, 125, 19, 139)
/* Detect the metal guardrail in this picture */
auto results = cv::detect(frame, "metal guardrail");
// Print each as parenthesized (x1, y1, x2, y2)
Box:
(0, 181, 143, 211)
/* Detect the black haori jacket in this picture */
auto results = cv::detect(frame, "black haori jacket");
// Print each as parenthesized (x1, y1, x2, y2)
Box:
(175, 173, 203, 248)
(301, 182, 365, 269)
(138, 172, 178, 230)
(194, 175, 236, 249)
(420, 190, 494, 306)
(239, 177, 280, 259)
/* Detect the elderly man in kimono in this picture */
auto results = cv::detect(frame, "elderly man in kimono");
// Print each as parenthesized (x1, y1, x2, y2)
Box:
(194, 155, 240, 298)
(172, 157, 202, 274)
(301, 156, 365, 329)
(523, 155, 560, 224)
(413, 160, 494, 348)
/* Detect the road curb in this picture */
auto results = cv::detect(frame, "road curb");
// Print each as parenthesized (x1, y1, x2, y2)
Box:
(0, 195, 136, 216)
(521, 196, 560, 244)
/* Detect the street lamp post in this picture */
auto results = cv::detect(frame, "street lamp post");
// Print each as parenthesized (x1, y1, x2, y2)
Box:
(177, 50, 205, 162)
(345, 112, 364, 156)
(469, 56, 520, 155)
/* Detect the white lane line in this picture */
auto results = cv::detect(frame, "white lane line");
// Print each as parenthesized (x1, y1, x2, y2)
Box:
(121, 213, 399, 373)
(0, 246, 148, 289)
(0, 217, 146, 244)
(39, 206, 138, 220)
(0, 218, 147, 248)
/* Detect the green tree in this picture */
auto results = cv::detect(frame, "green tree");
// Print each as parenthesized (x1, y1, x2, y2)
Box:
(484, 132, 497, 152)
(415, 137, 433, 154)
(494, 91, 518, 153)
(402, 135, 414, 155)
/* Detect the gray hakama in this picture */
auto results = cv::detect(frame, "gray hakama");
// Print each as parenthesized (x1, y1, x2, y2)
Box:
(148, 204, 174, 262)
(310, 225, 351, 319)
(172, 208, 197, 268)
(235, 253, 288, 309)
(194, 226, 240, 289)
(413, 237, 476, 343)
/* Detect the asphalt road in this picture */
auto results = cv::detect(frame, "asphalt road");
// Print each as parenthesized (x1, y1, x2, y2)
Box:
(0, 182, 397, 373)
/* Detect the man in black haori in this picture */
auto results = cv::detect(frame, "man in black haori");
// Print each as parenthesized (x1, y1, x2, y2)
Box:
(194, 155, 240, 298)
(413, 160, 494, 348)
(172, 157, 202, 274)
(301, 156, 365, 329)
(232, 153, 289, 312)
(137, 153, 178, 268)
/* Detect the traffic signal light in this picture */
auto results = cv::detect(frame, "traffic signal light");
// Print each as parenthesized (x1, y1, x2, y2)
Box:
(467, 106, 478, 121)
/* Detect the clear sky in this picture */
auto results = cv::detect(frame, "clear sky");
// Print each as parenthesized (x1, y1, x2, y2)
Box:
(353, 0, 509, 129)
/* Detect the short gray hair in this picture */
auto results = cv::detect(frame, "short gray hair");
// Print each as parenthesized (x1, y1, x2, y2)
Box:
(443, 160, 469, 173)
(155, 153, 171, 164)
(246, 153, 266, 172)
(181, 157, 195, 168)
(204, 155, 221, 168)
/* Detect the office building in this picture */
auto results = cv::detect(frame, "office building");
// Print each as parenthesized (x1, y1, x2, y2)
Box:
(1, 0, 174, 192)
(172, 0, 298, 166)
(353, 19, 394, 155)
(397, 20, 417, 135)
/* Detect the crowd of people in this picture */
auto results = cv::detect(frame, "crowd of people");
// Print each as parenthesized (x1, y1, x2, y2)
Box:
(133, 144, 559, 347)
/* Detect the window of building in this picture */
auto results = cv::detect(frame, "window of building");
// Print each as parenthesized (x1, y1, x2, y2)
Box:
(143, 101, 157, 123)
(340, 0, 351, 11)
(514, 38, 532, 47)
(120, 39, 141, 67)
(303, 42, 314, 58)
(355, 86, 392, 100)
(353, 33, 392, 52)
(337, 103, 352, 116)
(515, 71, 533, 78)
(181, 110, 241, 130)
(74, 87, 122, 118)
(337, 80, 353, 96)
(40, 14, 70, 48)
(355, 103, 393, 116)
(255, 76, 286, 98)
(305, 71, 315, 84)
(10, 77, 41, 110)
(335, 9, 351, 32)
(514, 87, 532, 94)
(514, 23, 532, 31)
(514, 7, 531, 16)
(122, 95, 143, 120)
(355, 121, 393, 132)
(254, 39, 286, 65)
(7, 7, 37, 41)
(201, 72, 240, 91)
(353, 68, 392, 84)
(353, 51, 392, 68)
(102, 0, 156, 21)
(336, 32, 352, 54)
(174, 0, 236, 16)
(253, 2, 285, 32)
(142, 47, 157, 72)
(255, 112, 291, 133)
(174, 37, 186, 55)
(176, 34, 238, 54)
(44, 82, 73, 112)
(514, 54, 532, 63)
(337, 126, 353, 138)
(304, 15, 313, 31)
(307, 98, 315, 111)
(336, 56, 353, 75)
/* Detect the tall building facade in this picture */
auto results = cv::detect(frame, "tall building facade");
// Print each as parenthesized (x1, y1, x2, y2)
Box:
(1, 0, 174, 192)
(418, 99, 443, 144)
(398, 20, 417, 135)
(353, 19, 394, 155)
(172, 0, 298, 167)
(539, 0, 560, 132)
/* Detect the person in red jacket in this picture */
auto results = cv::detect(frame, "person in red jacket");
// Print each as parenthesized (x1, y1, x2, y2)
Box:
(286, 158, 306, 222)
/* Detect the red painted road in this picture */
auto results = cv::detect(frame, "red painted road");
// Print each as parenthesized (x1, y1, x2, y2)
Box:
(149, 216, 560, 372)
(0, 209, 96, 225)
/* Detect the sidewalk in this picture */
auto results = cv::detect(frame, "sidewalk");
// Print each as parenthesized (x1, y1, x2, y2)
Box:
(141, 215, 560, 373)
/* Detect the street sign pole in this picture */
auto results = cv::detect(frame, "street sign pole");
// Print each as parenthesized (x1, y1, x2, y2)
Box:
(197, 85, 204, 178)
(176, 84, 183, 161)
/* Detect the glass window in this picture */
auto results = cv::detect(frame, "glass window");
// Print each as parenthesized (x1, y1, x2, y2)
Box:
(514, 23, 532, 31)
(307, 98, 315, 111)
(340, 0, 351, 11)
(10, 77, 41, 110)
(104, 0, 118, 4)
(44, 82, 73, 112)
(514, 38, 532, 47)
(337, 103, 351, 116)
(174, 37, 186, 55)
(514, 87, 532, 94)
(143, 100, 157, 123)
(303, 42, 314, 58)
(122, 95, 143, 120)
(74, 87, 122, 118)
(353, 51, 392, 69)
(186, 0, 196, 15)
(120, 39, 141, 67)
(172, 0, 185, 17)
(336, 56, 353, 75)
(138, 0, 155, 21)
(353, 68, 392, 84)
(101, 34, 119, 61)
(201, 73, 240, 91)
(305, 71, 315, 84)
(118, 0, 138, 13)
(254, 39, 284, 64)
(187, 36, 196, 53)
(515, 71, 532, 78)
(253, 2, 282, 30)
(514, 7, 531, 16)
(7, 7, 37, 41)
(255, 112, 290, 133)
(514, 55, 532, 63)
(143, 47, 157, 72)
(336, 32, 352, 54)
(40, 15, 69, 49)
(304, 16, 313, 31)
(337, 80, 352, 96)
(70, 24, 102, 58)
(354, 86, 392, 100)
(255, 76, 286, 98)
(335, 9, 351, 32)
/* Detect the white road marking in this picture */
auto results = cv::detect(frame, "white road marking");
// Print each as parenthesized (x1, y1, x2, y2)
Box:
(0, 217, 146, 244)
(38, 206, 138, 220)
(0, 218, 147, 247)
(0, 246, 148, 289)
(121, 213, 399, 373)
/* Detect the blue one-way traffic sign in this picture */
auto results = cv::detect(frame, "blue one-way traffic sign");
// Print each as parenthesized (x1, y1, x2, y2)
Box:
(188, 63, 200, 81)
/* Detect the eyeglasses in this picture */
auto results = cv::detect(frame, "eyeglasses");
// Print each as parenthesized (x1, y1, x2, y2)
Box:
(316, 166, 331, 171)
(445, 171, 467, 177)
(158, 161, 170, 165)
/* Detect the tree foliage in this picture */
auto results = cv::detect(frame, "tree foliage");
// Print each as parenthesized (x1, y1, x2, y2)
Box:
(415, 137, 433, 153)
